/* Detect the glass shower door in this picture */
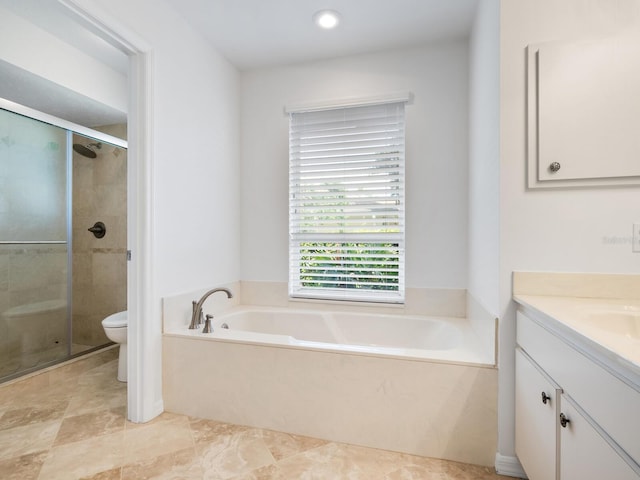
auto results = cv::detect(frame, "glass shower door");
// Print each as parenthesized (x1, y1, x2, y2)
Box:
(0, 108, 70, 379)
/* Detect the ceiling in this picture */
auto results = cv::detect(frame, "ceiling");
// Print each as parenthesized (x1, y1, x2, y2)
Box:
(166, 0, 480, 70)
(0, 0, 479, 127)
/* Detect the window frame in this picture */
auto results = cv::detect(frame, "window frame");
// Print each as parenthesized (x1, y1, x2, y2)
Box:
(287, 97, 408, 304)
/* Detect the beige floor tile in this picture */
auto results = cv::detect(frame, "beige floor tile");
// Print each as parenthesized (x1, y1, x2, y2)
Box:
(121, 447, 203, 480)
(0, 376, 76, 412)
(125, 410, 186, 430)
(76, 359, 121, 388)
(229, 463, 280, 480)
(189, 417, 252, 444)
(0, 420, 61, 462)
(385, 464, 450, 480)
(54, 407, 126, 446)
(442, 460, 508, 479)
(65, 381, 126, 417)
(0, 403, 67, 431)
(79, 467, 122, 480)
(196, 427, 276, 480)
(37, 431, 125, 480)
(122, 415, 194, 465)
(0, 450, 48, 480)
(264, 442, 395, 480)
(259, 429, 329, 461)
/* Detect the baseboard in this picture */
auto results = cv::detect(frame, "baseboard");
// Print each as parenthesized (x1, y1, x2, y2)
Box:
(495, 453, 527, 478)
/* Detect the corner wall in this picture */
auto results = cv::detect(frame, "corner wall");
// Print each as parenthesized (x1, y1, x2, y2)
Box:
(468, 0, 500, 317)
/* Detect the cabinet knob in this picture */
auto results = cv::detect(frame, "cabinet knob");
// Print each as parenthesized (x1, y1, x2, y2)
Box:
(549, 161, 561, 173)
(541, 392, 551, 405)
(560, 412, 571, 428)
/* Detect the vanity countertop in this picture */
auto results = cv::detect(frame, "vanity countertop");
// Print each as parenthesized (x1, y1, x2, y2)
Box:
(514, 294, 640, 388)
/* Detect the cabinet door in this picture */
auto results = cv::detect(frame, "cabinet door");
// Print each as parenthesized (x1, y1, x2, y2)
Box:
(515, 348, 560, 480)
(560, 395, 640, 480)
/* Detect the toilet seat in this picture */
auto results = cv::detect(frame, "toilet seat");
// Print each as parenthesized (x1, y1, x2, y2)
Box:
(102, 311, 127, 328)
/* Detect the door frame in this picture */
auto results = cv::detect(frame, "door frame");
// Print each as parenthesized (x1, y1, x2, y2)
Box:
(58, 0, 159, 422)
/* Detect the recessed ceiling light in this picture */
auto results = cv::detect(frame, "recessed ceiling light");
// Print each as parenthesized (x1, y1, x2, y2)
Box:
(313, 10, 340, 30)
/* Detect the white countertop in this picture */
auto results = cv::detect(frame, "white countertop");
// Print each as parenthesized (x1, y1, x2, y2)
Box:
(514, 295, 640, 387)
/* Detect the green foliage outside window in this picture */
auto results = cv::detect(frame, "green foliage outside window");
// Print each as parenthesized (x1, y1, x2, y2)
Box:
(299, 242, 399, 291)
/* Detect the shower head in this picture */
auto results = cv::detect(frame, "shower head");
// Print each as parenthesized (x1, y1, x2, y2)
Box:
(73, 142, 102, 159)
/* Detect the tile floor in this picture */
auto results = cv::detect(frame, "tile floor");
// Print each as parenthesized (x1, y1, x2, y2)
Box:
(0, 347, 515, 479)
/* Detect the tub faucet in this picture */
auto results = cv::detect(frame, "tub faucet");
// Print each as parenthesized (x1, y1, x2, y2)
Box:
(189, 287, 233, 329)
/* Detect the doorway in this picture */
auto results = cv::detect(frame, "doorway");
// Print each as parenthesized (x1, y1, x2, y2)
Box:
(0, 105, 128, 382)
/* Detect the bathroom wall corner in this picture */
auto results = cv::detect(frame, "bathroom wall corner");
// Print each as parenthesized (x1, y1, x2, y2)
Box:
(466, 292, 498, 366)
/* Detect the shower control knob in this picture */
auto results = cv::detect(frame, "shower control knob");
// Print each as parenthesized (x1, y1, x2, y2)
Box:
(549, 162, 561, 173)
(88, 221, 106, 238)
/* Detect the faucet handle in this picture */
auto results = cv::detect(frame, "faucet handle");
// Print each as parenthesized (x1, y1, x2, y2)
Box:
(202, 314, 214, 333)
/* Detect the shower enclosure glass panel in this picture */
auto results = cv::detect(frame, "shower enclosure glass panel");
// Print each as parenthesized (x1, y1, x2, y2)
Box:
(0, 108, 70, 378)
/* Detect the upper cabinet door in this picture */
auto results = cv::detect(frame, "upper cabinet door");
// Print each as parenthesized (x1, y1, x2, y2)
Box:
(527, 34, 640, 188)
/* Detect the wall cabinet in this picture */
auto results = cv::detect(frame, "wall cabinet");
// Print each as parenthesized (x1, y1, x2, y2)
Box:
(515, 311, 640, 480)
(526, 35, 640, 188)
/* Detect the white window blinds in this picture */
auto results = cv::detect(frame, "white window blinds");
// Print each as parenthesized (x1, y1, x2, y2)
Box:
(289, 101, 405, 303)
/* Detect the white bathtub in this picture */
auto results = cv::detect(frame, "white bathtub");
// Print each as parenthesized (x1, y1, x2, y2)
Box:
(163, 305, 497, 465)
(173, 306, 491, 365)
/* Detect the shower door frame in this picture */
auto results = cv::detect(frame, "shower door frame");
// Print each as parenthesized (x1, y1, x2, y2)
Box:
(0, 101, 129, 378)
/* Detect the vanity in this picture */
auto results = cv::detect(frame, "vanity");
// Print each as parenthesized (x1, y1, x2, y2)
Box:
(513, 273, 640, 479)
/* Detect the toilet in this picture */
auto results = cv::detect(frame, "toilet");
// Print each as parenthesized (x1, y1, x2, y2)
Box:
(102, 311, 128, 382)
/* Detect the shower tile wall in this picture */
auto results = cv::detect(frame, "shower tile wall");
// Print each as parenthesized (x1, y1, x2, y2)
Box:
(72, 128, 127, 347)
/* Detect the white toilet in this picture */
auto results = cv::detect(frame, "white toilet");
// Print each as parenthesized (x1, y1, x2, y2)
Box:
(102, 311, 128, 382)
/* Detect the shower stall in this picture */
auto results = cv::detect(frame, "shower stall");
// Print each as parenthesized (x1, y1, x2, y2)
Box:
(0, 102, 128, 383)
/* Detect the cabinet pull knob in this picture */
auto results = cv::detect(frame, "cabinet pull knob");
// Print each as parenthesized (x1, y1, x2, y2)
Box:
(549, 161, 561, 173)
(560, 413, 571, 428)
(541, 392, 551, 405)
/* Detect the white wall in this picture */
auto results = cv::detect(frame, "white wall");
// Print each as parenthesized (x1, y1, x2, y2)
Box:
(67, 0, 242, 294)
(240, 43, 470, 290)
(468, 0, 500, 317)
(498, 0, 640, 461)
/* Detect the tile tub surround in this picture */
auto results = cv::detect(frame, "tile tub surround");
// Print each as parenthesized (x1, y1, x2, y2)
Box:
(163, 334, 498, 467)
(0, 346, 514, 479)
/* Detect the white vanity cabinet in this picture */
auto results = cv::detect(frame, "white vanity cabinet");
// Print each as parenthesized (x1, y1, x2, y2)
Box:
(515, 348, 560, 480)
(559, 394, 638, 480)
(515, 310, 640, 480)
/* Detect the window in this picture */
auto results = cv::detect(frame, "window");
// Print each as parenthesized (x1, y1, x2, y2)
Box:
(288, 101, 406, 303)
